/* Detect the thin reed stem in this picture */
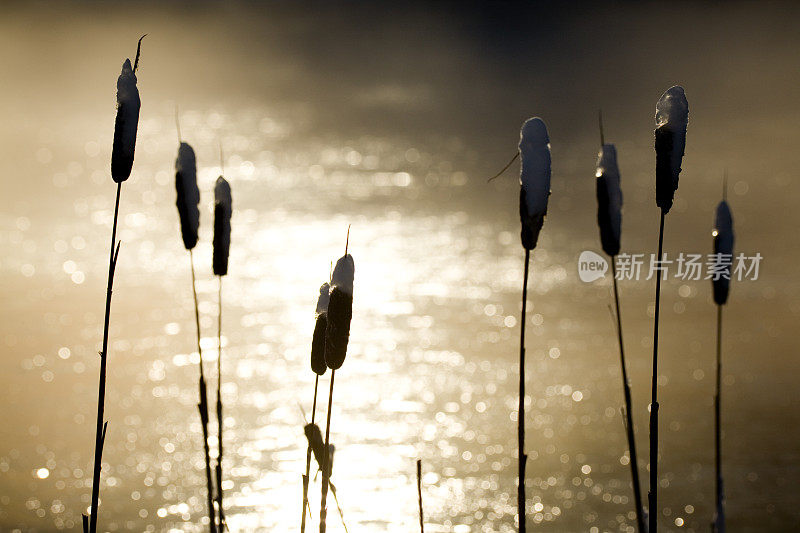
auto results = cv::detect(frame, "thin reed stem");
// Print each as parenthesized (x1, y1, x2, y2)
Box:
(648, 210, 666, 533)
(88, 181, 122, 533)
(714, 304, 723, 532)
(518, 248, 531, 533)
(191, 250, 217, 533)
(320, 371, 336, 533)
(216, 276, 224, 530)
(611, 256, 645, 533)
(301, 375, 320, 533)
(417, 459, 424, 533)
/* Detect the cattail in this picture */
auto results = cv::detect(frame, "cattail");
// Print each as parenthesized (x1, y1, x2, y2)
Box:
(712, 200, 734, 305)
(301, 283, 331, 533)
(213, 177, 232, 275)
(312, 284, 331, 375)
(111, 35, 145, 183)
(325, 255, 354, 370)
(595, 118, 645, 532)
(649, 86, 689, 533)
(173, 132, 216, 532)
(304, 422, 347, 533)
(712, 186, 733, 533)
(86, 36, 145, 533)
(596, 144, 622, 257)
(515, 117, 551, 533)
(654, 86, 689, 213)
(213, 173, 232, 530)
(176, 142, 200, 250)
(320, 236, 355, 533)
(519, 117, 551, 250)
(305, 423, 326, 468)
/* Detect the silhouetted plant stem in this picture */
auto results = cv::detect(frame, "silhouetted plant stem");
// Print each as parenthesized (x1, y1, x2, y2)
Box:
(301, 374, 320, 533)
(328, 482, 349, 533)
(713, 304, 723, 533)
(319, 371, 336, 533)
(611, 255, 646, 533)
(518, 248, 530, 533)
(417, 459, 424, 533)
(88, 181, 122, 533)
(191, 250, 217, 533)
(649, 210, 666, 533)
(216, 276, 225, 530)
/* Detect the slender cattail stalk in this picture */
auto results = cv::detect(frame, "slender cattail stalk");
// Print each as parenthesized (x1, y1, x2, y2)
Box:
(484, 118, 551, 532)
(649, 86, 689, 533)
(86, 35, 144, 533)
(320, 233, 354, 533)
(174, 133, 216, 533)
(191, 251, 217, 533)
(711, 183, 733, 533)
(648, 210, 665, 533)
(213, 168, 232, 530)
(518, 247, 530, 533)
(712, 305, 724, 533)
(417, 459, 424, 533)
(303, 283, 330, 533)
(612, 259, 646, 533)
(215, 278, 224, 530)
(516, 117, 551, 533)
(595, 115, 645, 532)
(320, 373, 336, 533)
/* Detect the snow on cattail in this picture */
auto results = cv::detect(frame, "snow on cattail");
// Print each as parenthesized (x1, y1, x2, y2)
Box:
(111, 35, 145, 183)
(712, 200, 734, 305)
(654, 86, 689, 212)
(311, 283, 330, 375)
(596, 144, 623, 257)
(518, 117, 551, 250)
(325, 254, 354, 370)
(175, 142, 200, 250)
(212, 177, 232, 276)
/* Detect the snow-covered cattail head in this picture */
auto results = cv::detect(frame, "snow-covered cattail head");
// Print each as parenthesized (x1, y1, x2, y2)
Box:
(518, 117, 551, 250)
(596, 144, 623, 257)
(712, 200, 734, 305)
(311, 282, 330, 376)
(213, 177, 232, 276)
(175, 142, 200, 250)
(325, 254, 354, 370)
(111, 57, 141, 183)
(654, 86, 689, 212)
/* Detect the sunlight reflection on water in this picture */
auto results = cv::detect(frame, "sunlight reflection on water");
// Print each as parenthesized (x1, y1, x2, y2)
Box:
(3, 5, 799, 530)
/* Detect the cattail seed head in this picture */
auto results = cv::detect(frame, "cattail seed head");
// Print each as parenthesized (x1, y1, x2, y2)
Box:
(175, 142, 200, 250)
(325, 254, 354, 370)
(311, 283, 330, 375)
(655, 86, 689, 213)
(111, 58, 141, 183)
(712, 200, 734, 305)
(596, 144, 623, 257)
(304, 423, 325, 469)
(213, 177, 232, 276)
(518, 117, 551, 250)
